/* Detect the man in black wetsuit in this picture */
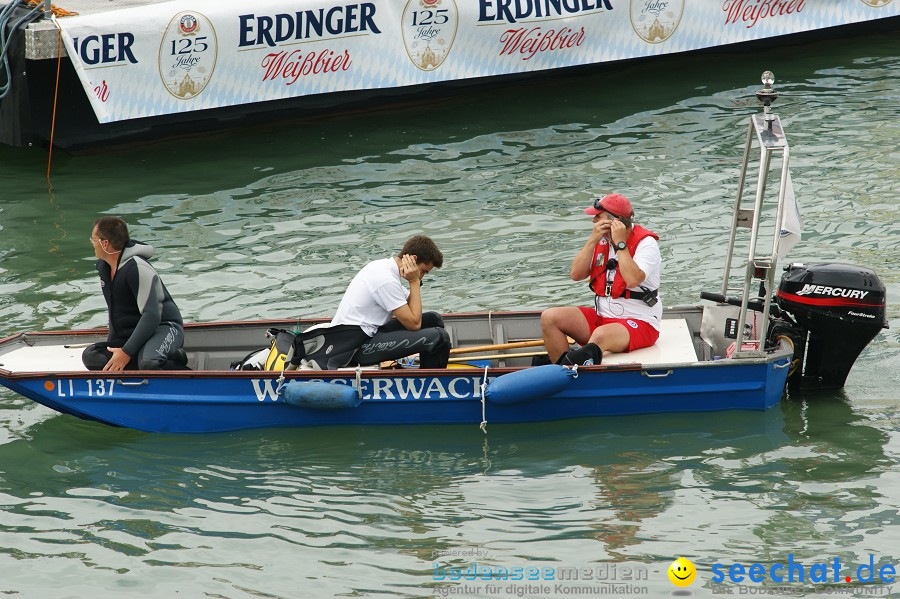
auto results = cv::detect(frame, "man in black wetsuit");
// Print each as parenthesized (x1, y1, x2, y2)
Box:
(82, 216, 188, 371)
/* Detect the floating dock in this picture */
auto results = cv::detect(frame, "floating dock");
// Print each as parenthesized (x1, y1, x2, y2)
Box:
(1, 0, 898, 150)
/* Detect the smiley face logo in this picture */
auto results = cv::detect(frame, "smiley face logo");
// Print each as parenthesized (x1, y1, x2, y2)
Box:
(667, 557, 697, 587)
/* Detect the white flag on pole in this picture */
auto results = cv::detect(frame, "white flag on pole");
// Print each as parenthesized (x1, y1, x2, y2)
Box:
(777, 171, 802, 259)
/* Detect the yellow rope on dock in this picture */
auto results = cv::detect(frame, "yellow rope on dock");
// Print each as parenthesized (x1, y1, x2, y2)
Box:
(26, 1, 78, 17)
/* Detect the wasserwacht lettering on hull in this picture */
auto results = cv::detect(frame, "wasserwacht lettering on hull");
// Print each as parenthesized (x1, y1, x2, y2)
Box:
(251, 376, 487, 402)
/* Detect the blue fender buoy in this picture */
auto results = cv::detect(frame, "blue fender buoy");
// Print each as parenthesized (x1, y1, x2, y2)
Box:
(484, 364, 577, 405)
(281, 381, 361, 409)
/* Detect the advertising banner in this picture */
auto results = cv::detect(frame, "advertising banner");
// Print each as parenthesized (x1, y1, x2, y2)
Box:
(54, 0, 898, 123)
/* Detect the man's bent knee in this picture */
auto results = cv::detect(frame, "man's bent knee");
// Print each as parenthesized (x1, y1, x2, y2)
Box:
(541, 307, 566, 328)
(82, 343, 110, 371)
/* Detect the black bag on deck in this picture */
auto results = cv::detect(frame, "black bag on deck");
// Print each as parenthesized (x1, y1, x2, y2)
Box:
(230, 328, 295, 371)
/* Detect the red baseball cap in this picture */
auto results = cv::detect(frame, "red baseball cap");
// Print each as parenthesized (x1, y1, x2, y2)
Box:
(584, 193, 634, 218)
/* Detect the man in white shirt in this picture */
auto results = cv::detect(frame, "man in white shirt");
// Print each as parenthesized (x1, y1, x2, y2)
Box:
(301, 235, 450, 369)
(541, 194, 662, 366)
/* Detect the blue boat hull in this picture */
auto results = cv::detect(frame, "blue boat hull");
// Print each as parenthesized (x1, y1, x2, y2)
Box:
(1, 357, 791, 433)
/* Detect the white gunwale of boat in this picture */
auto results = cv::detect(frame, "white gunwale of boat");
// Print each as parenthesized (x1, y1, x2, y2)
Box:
(0, 319, 699, 375)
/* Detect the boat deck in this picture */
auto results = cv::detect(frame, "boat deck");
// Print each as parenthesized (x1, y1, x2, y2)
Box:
(0, 319, 698, 374)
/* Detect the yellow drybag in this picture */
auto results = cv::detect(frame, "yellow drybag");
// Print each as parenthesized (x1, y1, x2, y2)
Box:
(264, 329, 296, 371)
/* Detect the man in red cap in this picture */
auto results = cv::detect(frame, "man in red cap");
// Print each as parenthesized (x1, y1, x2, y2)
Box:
(541, 193, 662, 365)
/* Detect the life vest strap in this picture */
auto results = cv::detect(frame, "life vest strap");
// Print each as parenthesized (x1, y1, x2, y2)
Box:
(622, 288, 654, 301)
(591, 285, 659, 306)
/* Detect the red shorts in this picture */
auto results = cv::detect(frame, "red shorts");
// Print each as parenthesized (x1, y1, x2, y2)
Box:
(578, 307, 660, 352)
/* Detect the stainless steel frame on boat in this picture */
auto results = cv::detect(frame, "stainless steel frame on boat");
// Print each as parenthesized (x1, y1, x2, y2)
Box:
(720, 72, 790, 358)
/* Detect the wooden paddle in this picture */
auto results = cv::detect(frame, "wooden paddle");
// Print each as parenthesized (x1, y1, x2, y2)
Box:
(448, 350, 548, 363)
(449, 337, 573, 355)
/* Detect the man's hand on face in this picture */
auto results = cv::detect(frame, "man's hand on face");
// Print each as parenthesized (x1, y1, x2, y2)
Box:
(590, 212, 616, 243)
(609, 219, 627, 245)
(399, 254, 420, 283)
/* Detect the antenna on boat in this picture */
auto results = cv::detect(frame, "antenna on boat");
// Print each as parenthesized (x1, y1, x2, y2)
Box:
(756, 71, 778, 130)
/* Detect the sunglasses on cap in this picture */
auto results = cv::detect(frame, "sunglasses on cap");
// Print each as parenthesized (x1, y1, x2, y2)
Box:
(592, 197, 624, 219)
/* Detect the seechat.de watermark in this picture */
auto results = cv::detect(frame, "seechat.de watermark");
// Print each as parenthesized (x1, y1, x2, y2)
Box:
(711, 554, 895, 586)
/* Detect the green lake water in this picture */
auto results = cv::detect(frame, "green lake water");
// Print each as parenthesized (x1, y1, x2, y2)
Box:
(0, 32, 898, 598)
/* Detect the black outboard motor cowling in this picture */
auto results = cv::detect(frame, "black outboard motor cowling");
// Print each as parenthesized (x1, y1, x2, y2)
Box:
(775, 263, 887, 391)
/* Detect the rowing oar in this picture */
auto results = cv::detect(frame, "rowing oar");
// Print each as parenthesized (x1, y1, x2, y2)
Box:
(447, 350, 548, 363)
(449, 337, 573, 356)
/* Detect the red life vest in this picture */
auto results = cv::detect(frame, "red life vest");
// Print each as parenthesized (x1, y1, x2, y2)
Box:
(588, 225, 660, 299)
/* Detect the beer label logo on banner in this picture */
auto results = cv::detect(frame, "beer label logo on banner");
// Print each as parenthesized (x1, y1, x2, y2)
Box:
(630, 0, 684, 43)
(401, 0, 458, 71)
(860, 0, 892, 6)
(180, 14, 199, 35)
(159, 12, 218, 99)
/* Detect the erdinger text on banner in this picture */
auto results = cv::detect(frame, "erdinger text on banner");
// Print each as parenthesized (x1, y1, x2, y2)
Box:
(54, 0, 899, 123)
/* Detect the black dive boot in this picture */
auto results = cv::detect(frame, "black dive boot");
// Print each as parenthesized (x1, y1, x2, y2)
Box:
(162, 348, 191, 370)
(557, 343, 602, 366)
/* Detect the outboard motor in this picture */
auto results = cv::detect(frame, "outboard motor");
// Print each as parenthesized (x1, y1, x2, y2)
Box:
(774, 263, 887, 391)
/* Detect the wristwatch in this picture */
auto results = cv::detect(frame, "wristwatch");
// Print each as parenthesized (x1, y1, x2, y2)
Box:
(613, 241, 627, 252)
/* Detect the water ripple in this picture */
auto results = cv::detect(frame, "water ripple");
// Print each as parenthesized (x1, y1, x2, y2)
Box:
(0, 34, 899, 598)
